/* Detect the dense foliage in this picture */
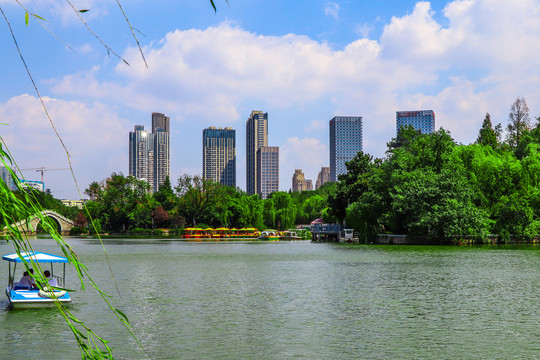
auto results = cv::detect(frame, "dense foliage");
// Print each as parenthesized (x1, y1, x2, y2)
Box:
(81, 173, 330, 232)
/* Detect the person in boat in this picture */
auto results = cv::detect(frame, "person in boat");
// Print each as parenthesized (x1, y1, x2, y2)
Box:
(18, 269, 35, 288)
(43, 270, 58, 287)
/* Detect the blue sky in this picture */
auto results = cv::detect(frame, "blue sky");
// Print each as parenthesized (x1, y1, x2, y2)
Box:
(1, 0, 540, 199)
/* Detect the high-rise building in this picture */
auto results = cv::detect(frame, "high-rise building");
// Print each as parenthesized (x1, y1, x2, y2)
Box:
(292, 169, 313, 192)
(202, 127, 236, 187)
(257, 146, 279, 199)
(246, 111, 268, 195)
(315, 167, 330, 189)
(396, 110, 435, 135)
(129, 125, 154, 188)
(152, 112, 170, 192)
(152, 112, 170, 133)
(0, 163, 14, 190)
(129, 113, 170, 193)
(329, 116, 363, 182)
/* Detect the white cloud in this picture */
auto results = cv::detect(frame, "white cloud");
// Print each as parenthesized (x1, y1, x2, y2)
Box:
(0, 94, 129, 198)
(324, 2, 341, 20)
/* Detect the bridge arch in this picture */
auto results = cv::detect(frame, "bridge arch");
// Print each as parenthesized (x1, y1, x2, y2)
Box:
(10, 210, 76, 235)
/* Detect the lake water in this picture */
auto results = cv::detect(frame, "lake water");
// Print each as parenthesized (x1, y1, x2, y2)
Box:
(0, 238, 538, 359)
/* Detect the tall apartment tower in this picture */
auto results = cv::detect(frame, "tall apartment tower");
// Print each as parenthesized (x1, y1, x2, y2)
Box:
(257, 146, 279, 199)
(129, 113, 170, 193)
(329, 116, 363, 182)
(292, 169, 313, 192)
(129, 125, 155, 189)
(202, 127, 236, 187)
(315, 166, 330, 189)
(396, 110, 435, 135)
(246, 111, 268, 195)
(152, 112, 170, 191)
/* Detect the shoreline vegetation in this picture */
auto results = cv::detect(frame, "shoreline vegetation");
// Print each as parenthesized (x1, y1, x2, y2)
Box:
(4, 99, 540, 246)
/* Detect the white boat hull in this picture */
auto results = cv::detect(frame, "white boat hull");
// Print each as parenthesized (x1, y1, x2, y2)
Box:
(6, 287, 71, 309)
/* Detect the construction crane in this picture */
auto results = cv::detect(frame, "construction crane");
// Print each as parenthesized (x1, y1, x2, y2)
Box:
(17, 167, 70, 184)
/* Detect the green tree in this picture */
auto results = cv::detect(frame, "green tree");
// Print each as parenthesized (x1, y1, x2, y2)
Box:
(153, 176, 177, 212)
(327, 152, 374, 223)
(175, 175, 222, 226)
(389, 169, 489, 240)
(506, 97, 532, 149)
(476, 113, 502, 148)
(271, 191, 297, 230)
(262, 197, 276, 228)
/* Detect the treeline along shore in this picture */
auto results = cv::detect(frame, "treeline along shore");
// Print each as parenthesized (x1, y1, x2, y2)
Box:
(5, 99, 540, 245)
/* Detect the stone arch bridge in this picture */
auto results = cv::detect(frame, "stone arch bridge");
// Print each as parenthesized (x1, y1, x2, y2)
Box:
(9, 210, 76, 236)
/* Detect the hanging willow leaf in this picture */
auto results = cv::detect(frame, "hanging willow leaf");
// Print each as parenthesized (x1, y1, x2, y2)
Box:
(24, 11, 29, 26)
(210, 0, 216, 12)
(78, 9, 90, 13)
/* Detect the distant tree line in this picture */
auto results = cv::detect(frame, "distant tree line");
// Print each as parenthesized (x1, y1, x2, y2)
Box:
(79, 173, 334, 234)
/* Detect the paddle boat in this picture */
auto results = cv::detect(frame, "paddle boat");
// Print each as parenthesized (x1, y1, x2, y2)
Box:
(3, 251, 72, 308)
(258, 230, 280, 241)
(279, 230, 303, 240)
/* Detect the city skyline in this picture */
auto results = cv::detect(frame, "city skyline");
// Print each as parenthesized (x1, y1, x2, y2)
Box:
(1, 1, 539, 199)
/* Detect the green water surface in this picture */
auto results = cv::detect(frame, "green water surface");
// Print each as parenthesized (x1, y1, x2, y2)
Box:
(0, 238, 538, 359)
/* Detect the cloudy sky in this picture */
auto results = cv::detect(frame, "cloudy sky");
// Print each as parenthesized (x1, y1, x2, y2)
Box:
(1, 0, 539, 199)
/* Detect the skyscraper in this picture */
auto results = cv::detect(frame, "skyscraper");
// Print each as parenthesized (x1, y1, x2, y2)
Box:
(257, 146, 279, 199)
(329, 116, 363, 182)
(202, 127, 236, 187)
(315, 166, 330, 189)
(396, 110, 435, 135)
(246, 111, 268, 195)
(129, 113, 170, 193)
(129, 125, 154, 188)
(152, 112, 170, 191)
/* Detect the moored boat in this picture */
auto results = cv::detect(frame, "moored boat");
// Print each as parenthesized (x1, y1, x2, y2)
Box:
(258, 230, 280, 240)
(3, 251, 72, 308)
(279, 230, 303, 240)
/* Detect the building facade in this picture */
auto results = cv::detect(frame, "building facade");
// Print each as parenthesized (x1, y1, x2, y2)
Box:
(20, 180, 45, 192)
(396, 110, 435, 135)
(292, 169, 313, 192)
(329, 116, 363, 182)
(0, 163, 14, 190)
(152, 112, 170, 133)
(315, 166, 330, 189)
(152, 112, 170, 191)
(202, 127, 236, 187)
(129, 125, 154, 188)
(246, 111, 268, 195)
(129, 113, 170, 193)
(257, 146, 279, 199)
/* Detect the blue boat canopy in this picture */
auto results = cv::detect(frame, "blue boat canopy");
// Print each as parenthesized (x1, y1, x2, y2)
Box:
(2, 251, 69, 263)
